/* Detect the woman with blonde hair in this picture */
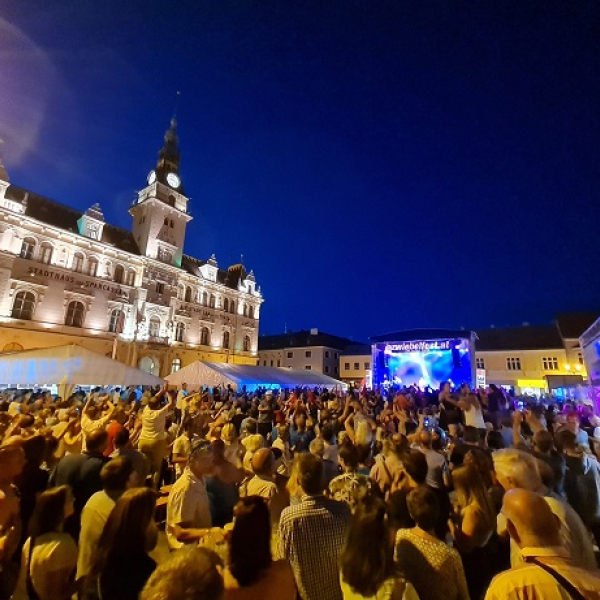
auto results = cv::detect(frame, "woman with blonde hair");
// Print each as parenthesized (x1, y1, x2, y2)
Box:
(448, 463, 497, 599)
(83, 488, 158, 600)
(13, 485, 77, 600)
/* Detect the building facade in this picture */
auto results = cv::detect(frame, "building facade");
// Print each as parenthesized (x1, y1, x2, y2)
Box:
(258, 329, 359, 378)
(339, 345, 372, 385)
(0, 118, 263, 378)
(474, 314, 597, 395)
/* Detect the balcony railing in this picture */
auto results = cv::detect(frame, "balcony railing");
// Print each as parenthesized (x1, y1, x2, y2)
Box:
(147, 335, 170, 345)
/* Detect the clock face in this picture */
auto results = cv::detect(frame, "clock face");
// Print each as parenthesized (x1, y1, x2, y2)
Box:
(147, 170, 157, 185)
(166, 173, 181, 188)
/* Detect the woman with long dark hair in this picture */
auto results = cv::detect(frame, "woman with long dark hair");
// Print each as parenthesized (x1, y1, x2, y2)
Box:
(340, 498, 418, 600)
(83, 488, 157, 600)
(223, 496, 295, 599)
(13, 485, 77, 600)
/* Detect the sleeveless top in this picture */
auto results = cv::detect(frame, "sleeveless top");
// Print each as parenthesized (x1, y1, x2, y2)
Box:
(463, 403, 485, 429)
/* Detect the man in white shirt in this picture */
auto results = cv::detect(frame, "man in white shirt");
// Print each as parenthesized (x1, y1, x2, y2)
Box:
(76, 457, 135, 586)
(176, 383, 189, 423)
(80, 394, 115, 453)
(167, 441, 220, 549)
(172, 422, 193, 479)
(138, 388, 174, 489)
(243, 448, 278, 500)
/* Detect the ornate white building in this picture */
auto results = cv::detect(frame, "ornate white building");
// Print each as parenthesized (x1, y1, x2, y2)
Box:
(0, 118, 263, 377)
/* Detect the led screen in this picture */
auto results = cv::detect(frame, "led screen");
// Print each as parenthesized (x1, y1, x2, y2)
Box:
(371, 338, 473, 389)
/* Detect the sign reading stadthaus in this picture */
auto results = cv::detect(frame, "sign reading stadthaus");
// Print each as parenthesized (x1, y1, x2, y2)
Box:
(28, 267, 129, 297)
(382, 339, 464, 353)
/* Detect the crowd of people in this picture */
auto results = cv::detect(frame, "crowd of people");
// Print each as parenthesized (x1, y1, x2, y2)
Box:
(0, 381, 600, 600)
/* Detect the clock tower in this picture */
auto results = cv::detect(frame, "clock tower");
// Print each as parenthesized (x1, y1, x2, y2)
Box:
(130, 116, 192, 266)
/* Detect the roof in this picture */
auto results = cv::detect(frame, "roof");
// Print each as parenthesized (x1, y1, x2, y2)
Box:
(340, 344, 372, 356)
(166, 361, 346, 390)
(474, 325, 563, 351)
(555, 312, 600, 340)
(258, 330, 360, 351)
(370, 329, 474, 343)
(6, 185, 252, 286)
(0, 344, 164, 385)
(6, 185, 140, 255)
(180, 255, 246, 290)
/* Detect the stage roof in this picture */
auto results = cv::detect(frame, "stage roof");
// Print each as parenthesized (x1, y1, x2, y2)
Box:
(370, 329, 475, 343)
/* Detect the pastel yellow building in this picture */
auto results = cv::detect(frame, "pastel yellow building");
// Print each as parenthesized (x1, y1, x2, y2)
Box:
(474, 314, 596, 395)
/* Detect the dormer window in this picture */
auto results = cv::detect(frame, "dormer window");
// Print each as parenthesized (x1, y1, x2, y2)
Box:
(87, 225, 98, 239)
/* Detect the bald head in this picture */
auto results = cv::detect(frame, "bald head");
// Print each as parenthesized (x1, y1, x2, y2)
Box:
(251, 448, 274, 476)
(419, 431, 432, 449)
(502, 489, 562, 549)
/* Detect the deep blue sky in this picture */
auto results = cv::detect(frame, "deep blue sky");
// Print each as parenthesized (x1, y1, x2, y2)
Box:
(2, 1, 600, 342)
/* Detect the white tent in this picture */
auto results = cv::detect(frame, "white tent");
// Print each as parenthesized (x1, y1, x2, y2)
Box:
(166, 361, 347, 391)
(0, 344, 164, 397)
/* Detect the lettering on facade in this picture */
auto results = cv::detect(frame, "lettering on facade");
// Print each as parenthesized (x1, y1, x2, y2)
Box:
(28, 267, 129, 297)
(145, 266, 177, 287)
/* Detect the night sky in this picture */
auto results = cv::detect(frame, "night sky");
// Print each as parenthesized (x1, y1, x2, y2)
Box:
(2, 1, 600, 342)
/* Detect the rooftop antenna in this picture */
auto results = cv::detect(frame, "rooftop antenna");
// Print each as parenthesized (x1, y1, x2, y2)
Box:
(240, 253, 244, 265)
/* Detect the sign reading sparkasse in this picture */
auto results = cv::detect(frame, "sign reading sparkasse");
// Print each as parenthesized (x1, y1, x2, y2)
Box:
(28, 266, 129, 297)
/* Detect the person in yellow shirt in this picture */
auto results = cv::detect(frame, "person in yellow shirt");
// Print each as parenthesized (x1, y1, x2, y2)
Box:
(485, 488, 600, 600)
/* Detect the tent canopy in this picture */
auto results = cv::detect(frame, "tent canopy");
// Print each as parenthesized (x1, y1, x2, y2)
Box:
(166, 361, 346, 391)
(0, 344, 164, 389)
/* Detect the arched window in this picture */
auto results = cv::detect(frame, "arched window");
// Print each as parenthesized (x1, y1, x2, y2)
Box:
(65, 301, 85, 328)
(20, 238, 36, 260)
(114, 264, 125, 284)
(148, 317, 161, 338)
(202, 291, 208, 306)
(11, 291, 36, 320)
(248, 306, 254, 319)
(209, 294, 216, 309)
(222, 331, 230, 350)
(168, 196, 176, 207)
(243, 303, 248, 317)
(185, 286, 192, 303)
(230, 301, 235, 314)
(88, 257, 99, 277)
(108, 309, 125, 334)
(175, 322, 185, 342)
(171, 358, 181, 373)
(2, 342, 24, 353)
(243, 335, 251, 352)
(201, 327, 210, 346)
(127, 270, 136, 286)
(72, 252, 85, 273)
(178, 285, 185, 301)
(40, 243, 53, 265)
(223, 298, 229, 312)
